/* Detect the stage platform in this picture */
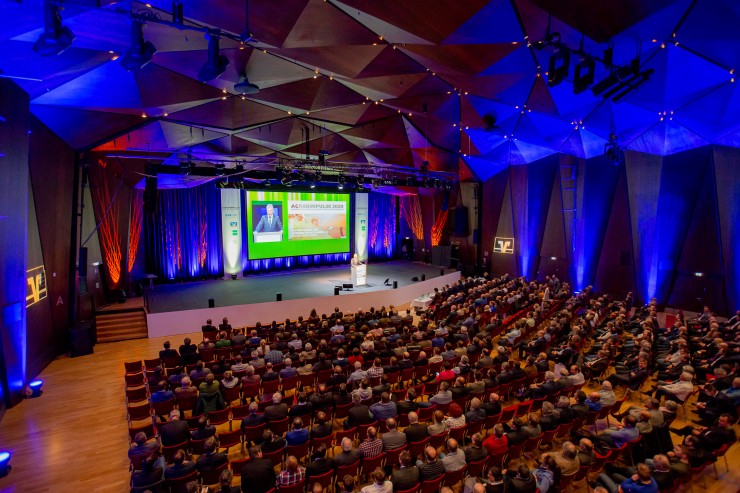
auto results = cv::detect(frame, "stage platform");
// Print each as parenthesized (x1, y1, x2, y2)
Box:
(145, 261, 460, 338)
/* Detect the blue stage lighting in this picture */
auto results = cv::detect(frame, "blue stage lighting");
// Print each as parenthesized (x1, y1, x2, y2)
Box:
(0, 452, 10, 477)
(27, 379, 43, 398)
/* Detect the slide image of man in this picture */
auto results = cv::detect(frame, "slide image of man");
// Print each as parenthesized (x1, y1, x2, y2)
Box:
(288, 212, 346, 240)
(253, 204, 283, 243)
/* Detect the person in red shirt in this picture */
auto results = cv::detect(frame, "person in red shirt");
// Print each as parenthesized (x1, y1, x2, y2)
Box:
(483, 424, 508, 455)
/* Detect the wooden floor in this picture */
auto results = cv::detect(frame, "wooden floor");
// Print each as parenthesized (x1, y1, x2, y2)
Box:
(0, 330, 738, 492)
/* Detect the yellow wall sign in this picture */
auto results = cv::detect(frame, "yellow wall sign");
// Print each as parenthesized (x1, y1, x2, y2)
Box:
(26, 265, 48, 307)
(493, 237, 515, 254)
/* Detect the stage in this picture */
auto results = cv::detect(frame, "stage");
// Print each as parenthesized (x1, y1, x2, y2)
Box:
(145, 261, 460, 337)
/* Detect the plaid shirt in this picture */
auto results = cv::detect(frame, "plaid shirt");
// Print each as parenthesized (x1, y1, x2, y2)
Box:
(277, 467, 305, 486)
(359, 438, 384, 458)
(265, 350, 285, 364)
(367, 366, 384, 378)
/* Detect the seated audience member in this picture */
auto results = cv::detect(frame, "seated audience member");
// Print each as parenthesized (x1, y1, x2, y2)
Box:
(195, 436, 228, 472)
(261, 430, 287, 453)
(191, 415, 216, 441)
(129, 431, 160, 459)
(463, 433, 489, 462)
(381, 417, 407, 450)
(532, 454, 562, 493)
(264, 392, 289, 421)
(306, 444, 335, 480)
(277, 455, 306, 487)
(286, 417, 310, 446)
(577, 438, 595, 468)
(361, 468, 393, 493)
(444, 403, 466, 430)
(465, 397, 486, 423)
(221, 370, 238, 389)
(596, 462, 658, 493)
(164, 449, 196, 479)
(346, 393, 372, 429)
(161, 410, 190, 446)
(441, 438, 466, 472)
(334, 437, 362, 467)
(160, 340, 179, 360)
(369, 392, 397, 420)
(428, 410, 447, 436)
(390, 450, 420, 491)
(310, 411, 333, 439)
(483, 424, 508, 455)
(131, 453, 164, 489)
(150, 380, 174, 404)
(504, 464, 537, 493)
(219, 469, 240, 493)
(241, 401, 266, 430)
(416, 446, 446, 481)
(358, 427, 384, 459)
(241, 445, 277, 491)
(199, 373, 220, 394)
(551, 441, 580, 476)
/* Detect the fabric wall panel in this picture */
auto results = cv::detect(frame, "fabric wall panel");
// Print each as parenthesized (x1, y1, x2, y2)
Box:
(713, 146, 740, 311)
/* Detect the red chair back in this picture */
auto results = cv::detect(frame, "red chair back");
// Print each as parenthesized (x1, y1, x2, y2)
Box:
(261, 447, 285, 467)
(243, 422, 267, 443)
(277, 483, 305, 493)
(499, 405, 517, 424)
(162, 440, 189, 463)
(420, 475, 444, 493)
(384, 444, 407, 467)
(128, 422, 155, 442)
(408, 437, 429, 459)
(281, 376, 298, 393)
(201, 462, 229, 485)
(309, 468, 335, 490)
(448, 424, 467, 442)
(231, 404, 251, 420)
(208, 407, 231, 426)
(152, 397, 175, 417)
(218, 428, 242, 451)
(442, 465, 467, 487)
(221, 385, 240, 404)
(231, 457, 250, 476)
(126, 386, 149, 404)
(522, 434, 541, 454)
(360, 453, 385, 476)
(125, 372, 146, 387)
(262, 379, 280, 395)
(128, 403, 152, 422)
(467, 457, 488, 477)
(165, 470, 198, 493)
(428, 431, 448, 450)
(285, 441, 311, 462)
(335, 427, 357, 445)
(125, 360, 143, 374)
(270, 417, 290, 436)
(417, 405, 436, 422)
(335, 460, 360, 480)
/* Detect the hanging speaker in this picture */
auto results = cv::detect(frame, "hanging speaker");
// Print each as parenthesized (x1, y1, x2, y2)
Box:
(452, 207, 469, 237)
(441, 190, 450, 211)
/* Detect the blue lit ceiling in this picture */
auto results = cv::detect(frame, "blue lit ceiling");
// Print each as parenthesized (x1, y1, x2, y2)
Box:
(1, 0, 737, 182)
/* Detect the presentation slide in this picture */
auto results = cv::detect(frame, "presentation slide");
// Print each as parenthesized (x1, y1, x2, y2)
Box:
(246, 191, 350, 260)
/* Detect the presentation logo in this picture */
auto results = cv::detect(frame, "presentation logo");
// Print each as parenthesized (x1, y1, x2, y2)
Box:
(26, 265, 48, 307)
(493, 237, 515, 254)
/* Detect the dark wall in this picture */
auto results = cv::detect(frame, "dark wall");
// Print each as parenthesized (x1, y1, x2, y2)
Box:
(28, 116, 76, 363)
(0, 80, 31, 409)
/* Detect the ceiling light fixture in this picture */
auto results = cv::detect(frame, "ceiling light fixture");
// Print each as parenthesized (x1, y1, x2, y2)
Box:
(234, 76, 259, 95)
(198, 30, 229, 82)
(33, 0, 75, 56)
(121, 19, 157, 71)
(573, 57, 595, 94)
(547, 47, 570, 87)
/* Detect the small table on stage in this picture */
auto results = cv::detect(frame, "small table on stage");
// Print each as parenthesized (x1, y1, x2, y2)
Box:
(411, 295, 433, 310)
(253, 232, 282, 243)
(144, 273, 158, 290)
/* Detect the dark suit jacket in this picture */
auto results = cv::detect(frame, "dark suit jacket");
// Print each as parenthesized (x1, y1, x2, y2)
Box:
(289, 402, 314, 418)
(311, 423, 334, 439)
(160, 420, 191, 446)
(334, 449, 361, 467)
(391, 466, 420, 491)
(346, 404, 372, 428)
(241, 413, 267, 429)
(196, 452, 228, 472)
(404, 423, 429, 444)
(396, 400, 419, 415)
(164, 461, 197, 479)
(306, 457, 335, 479)
(464, 445, 488, 462)
(241, 458, 277, 493)
(264, 403, 289, 421)
(254, 214, 282, 232)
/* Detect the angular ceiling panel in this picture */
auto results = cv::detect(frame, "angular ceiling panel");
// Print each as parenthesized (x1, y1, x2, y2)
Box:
(3, 0, 737, 169)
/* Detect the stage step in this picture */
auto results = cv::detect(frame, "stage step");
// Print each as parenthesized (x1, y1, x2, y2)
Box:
(95, 309, 148, 343)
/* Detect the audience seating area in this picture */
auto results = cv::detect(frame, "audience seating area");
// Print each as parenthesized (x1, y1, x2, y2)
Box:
(123, 274, 739, 493)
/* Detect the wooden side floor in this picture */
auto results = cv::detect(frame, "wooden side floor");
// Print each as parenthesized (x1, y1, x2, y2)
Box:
(0, 331, 738, 492)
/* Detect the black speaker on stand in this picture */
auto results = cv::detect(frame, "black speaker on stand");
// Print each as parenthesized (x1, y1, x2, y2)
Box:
(421, 274, 426, 281)
(276, 293, 282, 301)
(334, 287, 341, 296)
(208, 298, 215, 308)
(70, 320, 94, 357)
(393, 281, 398, 289)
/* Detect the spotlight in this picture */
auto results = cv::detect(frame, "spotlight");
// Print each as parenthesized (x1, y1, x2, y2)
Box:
(25, 379, 43, 398)
(234, 76, 260, 95)
(33, 0, 75, 56)
(318, 149, 329, 165)
(573, 57, 595, 94)
(371, 178, 380, 189)
(180, 161, 192, 176)
(337, 174, 346, 190)
(0, 452, 10, 477)
(263, 179, 271, 187)
(231, 273, 238, 280)
(235, 163, 245, 172)
(215, 163, 225, 176)
(420, 161, 429, 173)
(199, 31, 229, 82)
(356, 175, 365, 185)
(309, 177, 317, 189)
(547, 48, 570, 87)
(612, 69, 654, 103)
(121, 19, 157, 71)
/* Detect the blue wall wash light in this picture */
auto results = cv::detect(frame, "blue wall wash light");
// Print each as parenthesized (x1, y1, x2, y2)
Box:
(26, 379, 43, 398)
(0, 452, 11, 477)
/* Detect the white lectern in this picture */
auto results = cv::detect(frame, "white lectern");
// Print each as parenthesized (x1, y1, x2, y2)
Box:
(351, 263, 367, 286)
(253, 232, 282, 243)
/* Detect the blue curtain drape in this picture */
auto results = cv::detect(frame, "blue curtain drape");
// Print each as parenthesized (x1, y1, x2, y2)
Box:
(144, 185, 223, 281)
(367, 193, 397, 260)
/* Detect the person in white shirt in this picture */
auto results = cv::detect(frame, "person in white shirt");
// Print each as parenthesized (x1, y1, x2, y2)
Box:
(598, 381, 617, 407)
(654, 372, 694, 403)
(569, 365, 585, 386)
(361, 467, 392, 493)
